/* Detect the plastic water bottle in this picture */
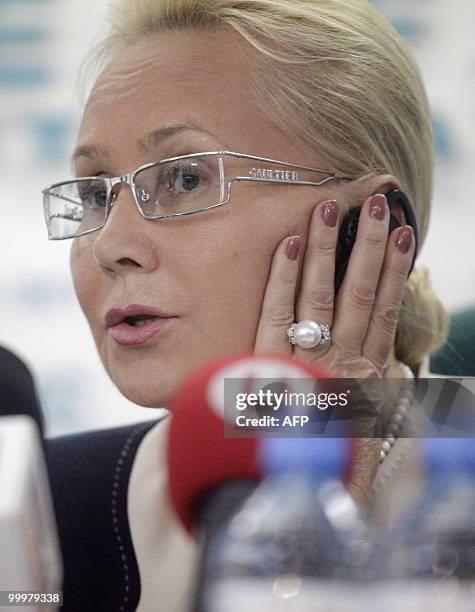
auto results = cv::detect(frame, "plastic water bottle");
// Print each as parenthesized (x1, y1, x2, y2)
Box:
(204, 437, 372, 611)
(374, 438, 475, 611)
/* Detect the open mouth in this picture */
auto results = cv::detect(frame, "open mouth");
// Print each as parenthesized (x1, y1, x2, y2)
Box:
(106, 308, 176, 345)
(122, 315, 161, 328)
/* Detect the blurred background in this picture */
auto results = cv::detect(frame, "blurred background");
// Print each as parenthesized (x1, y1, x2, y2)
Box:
(1, 0, 474, 437)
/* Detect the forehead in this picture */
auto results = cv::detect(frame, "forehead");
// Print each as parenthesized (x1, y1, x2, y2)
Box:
(77, 29, 278, 165)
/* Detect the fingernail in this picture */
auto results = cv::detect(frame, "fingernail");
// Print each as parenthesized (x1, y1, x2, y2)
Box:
(286, 235, 301, 261)
(396, 226, 413, 253)
(320, 200, 338, 228)
(369, 194, 387, 221)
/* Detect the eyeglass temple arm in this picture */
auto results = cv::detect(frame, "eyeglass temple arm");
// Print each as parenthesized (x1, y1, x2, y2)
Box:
(229, 175, 344, 187)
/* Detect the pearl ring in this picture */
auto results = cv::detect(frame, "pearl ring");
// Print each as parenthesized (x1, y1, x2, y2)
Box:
(287, 320, 332, 349)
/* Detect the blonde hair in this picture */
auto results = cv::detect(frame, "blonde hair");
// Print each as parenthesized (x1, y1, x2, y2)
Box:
(85, 0, 449, 373)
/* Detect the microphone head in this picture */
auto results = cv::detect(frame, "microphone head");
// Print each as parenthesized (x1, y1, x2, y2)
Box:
(0, 346, 44, 436)
(167, 352, 334, 534)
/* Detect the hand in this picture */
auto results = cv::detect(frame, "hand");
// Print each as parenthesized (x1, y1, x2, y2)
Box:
(255, 193, 415, 378)
(254, 194, 416, 505)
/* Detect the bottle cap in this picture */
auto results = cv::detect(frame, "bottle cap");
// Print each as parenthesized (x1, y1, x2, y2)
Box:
(259, 436, 350, 481)
(423, 437, 475, 474)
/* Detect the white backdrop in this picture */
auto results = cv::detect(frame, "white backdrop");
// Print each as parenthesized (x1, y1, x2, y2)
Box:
(1, 0, 474, 436)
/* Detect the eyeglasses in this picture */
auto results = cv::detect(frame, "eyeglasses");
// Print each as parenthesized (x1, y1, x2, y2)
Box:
(42, 151, 352, 240)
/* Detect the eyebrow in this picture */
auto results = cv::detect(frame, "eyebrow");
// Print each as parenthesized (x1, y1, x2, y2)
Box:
(71, 122, 219, 166)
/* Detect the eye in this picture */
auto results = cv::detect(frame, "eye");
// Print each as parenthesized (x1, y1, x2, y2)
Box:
(78, 180, 108, 208)
(95, 188, 108, 208)
(165, 164, 201, 194)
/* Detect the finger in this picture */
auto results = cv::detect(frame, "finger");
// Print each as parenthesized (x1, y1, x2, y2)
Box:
(296, 200, 339, 327)
(254, 235, 301, 354)
(332, 194, 390, 354)
(362, 225, 415, 369)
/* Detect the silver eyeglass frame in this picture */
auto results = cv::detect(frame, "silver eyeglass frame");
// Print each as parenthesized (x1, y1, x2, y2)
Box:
(42, 150, 353, 240)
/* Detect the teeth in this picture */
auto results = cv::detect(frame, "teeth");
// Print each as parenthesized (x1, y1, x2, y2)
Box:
(134, 318, 155, 327)
(125, 316, 158, 327)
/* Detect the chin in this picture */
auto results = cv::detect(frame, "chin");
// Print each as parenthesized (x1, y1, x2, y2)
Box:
(97, 335, 189, 408)
(104, 357, 182, 408)
(113, 375, 176, 408)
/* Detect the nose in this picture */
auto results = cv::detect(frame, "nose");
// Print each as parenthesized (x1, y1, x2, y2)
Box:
(92, 182, 160, 275)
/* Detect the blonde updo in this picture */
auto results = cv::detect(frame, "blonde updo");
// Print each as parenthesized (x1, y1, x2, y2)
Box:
(85, 0, 449, 373)
(396, 267, 449, 374)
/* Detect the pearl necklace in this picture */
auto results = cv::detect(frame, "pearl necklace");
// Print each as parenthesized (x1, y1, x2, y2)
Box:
(379, 362, 415, 463)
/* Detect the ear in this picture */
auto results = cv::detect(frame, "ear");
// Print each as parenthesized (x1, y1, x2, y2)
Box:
(341, 174, 419, 278)
(346, 174, 407, 226)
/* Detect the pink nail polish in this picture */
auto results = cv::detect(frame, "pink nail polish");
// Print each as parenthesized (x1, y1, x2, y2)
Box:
(369, 194, 387, 221)
(320, 200, 338, 228)
(396, 226, 413, 253)
(286, 236, 301, 261)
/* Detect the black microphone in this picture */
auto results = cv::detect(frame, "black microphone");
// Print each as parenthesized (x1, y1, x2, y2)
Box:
(0, 348, 62, 599)
(0, 345, 45, 436)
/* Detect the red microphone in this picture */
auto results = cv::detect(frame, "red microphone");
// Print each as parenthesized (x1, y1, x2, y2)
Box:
(167, 351, 336, 536)
(166, 351, 361, 612)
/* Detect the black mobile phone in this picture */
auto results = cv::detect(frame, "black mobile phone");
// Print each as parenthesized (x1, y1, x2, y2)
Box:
(334, 190, 418, 295)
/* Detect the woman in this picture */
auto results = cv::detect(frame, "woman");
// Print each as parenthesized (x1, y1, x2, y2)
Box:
(43, 0, 449, 610)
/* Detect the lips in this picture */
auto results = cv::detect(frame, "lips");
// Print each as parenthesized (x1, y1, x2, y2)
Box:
(105, 304, 177, 346)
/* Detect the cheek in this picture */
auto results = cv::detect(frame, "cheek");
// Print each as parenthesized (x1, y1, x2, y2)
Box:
(186, 200, 298, 336)
(69, 238, 102, 322)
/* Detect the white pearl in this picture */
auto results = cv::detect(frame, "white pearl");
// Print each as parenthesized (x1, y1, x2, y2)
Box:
(386, 434, 396, 446)
(293, 320, 322, 349)
(380, 450, 387, 462)
(399, 397, 411, 410)
(398, 405, 408, 418)
(387, 423, 400, 435)
(382, 440, 392, 454)
(391, 413, 405, 426)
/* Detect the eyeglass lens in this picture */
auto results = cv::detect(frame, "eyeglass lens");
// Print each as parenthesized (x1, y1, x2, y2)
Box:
(44, 155, 223, 239)
(134, 155, 222, 218)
